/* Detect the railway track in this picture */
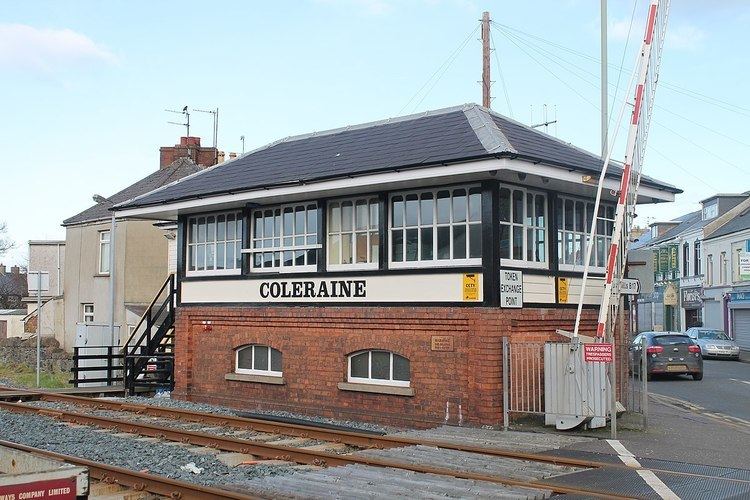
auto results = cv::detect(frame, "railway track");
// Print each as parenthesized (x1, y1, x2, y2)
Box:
(2, 386, 748, 499)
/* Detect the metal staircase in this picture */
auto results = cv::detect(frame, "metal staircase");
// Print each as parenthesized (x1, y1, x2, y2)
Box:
(123, 274, 176, 395)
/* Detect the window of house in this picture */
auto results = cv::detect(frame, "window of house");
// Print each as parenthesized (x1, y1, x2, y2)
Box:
(706, 254, 713, 286)
(390, 187, 481, 267)
(682, 242, 690, 277)
(328, 197, 379, 270)
(720, 252, 728, 284)
(694, 242, 701, 276)
(82, 304, 94, 323)
(187, 212, 243, 275)
(250, 203, 318, 272)
(499, 187, 547, 267)
(98, 231, 111, 274)
(702, 202, 718, 220)
(556, 196, 613, 270)
(235, 345, 282, 376)
(348, 350, 410, 387)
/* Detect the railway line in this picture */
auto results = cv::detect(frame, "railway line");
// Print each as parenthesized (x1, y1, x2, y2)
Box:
(1, 386, 749, 499)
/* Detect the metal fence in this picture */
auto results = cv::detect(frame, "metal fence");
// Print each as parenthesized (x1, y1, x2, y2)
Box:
(502, 337, 647, 429)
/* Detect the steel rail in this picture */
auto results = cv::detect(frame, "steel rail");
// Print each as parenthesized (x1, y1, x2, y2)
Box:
(4, 389, 606, 468)
(0, 399, 632, 499)
(0, 438, 260, 500)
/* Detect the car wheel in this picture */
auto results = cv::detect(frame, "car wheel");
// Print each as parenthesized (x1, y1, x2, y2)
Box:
(692, 372, 703, 381)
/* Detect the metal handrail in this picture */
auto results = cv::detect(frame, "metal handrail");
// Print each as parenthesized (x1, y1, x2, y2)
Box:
(121, 274, 174, 353)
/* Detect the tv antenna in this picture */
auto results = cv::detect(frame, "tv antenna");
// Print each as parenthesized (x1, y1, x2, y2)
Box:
(166, 106, 190, 136)
(530, 104, 558, 136)
(240, 135, 246, 153)
(194, 107, 219, 148)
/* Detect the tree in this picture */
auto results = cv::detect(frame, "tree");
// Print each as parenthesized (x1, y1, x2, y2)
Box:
(0, 221, 13, 256)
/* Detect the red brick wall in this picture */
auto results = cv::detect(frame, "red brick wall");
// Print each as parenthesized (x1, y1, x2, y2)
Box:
(173, 306, 600, 429)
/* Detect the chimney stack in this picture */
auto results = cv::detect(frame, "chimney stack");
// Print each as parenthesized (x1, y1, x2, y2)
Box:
(159, 136, 219, 169)
(0, 264, 5, 274)
(10, 265, 19, 275)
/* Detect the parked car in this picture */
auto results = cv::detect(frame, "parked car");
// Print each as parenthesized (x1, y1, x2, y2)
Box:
(685, 327, 741, 360)
(630, 332, 703, 381)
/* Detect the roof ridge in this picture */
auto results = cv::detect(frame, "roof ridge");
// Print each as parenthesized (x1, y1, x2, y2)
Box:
(463, 105, 515, 154)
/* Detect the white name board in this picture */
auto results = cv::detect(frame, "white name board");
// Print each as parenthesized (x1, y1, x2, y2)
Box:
(500, 270, 523, 308)
(740, 252, 750, 281)
(27, 271, 50, 293)
(182, 273, 484, 304)
(619, 278, 641, 295)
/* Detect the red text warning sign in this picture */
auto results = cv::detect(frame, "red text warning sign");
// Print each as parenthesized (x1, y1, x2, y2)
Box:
(584, 343, 614, 363)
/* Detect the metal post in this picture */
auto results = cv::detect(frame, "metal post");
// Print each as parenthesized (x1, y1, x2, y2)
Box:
(109, 213, 116, 347)
(641, 334, 649, 430)
(36, 271, 41, 387)
(502, 337, 509, 431)
(600, 0, 608, 157)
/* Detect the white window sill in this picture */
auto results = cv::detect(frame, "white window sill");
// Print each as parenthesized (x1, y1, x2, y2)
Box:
(327, 263, 379, 272)
(248, 265, 318, 274)
(225, 373, 285, 385)
(337, 382, 414, 397)
(501, 259, 548, 270)
(186, 269, 242, 277)
(388, 259, 481, 270)
(558, 264, 606, 273)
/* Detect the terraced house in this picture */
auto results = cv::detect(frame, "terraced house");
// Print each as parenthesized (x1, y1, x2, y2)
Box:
(114, 104, 679, 428)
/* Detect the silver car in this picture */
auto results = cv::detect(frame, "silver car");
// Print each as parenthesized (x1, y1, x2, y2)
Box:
(685, 327, 741, 360)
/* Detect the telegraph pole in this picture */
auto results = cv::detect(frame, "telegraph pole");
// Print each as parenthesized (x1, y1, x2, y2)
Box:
(481, 11, 491, 108)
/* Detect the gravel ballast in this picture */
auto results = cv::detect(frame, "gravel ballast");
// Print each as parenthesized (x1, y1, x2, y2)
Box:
(113, 395, 400, 434)
(0, 409, 298, 489)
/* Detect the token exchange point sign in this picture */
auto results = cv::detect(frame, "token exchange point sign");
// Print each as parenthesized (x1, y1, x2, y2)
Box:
(583, 343, 614, 363)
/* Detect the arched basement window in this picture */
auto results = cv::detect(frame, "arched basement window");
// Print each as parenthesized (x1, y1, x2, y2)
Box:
(235, 345, 282, 376)
(348, 350, 410, 387)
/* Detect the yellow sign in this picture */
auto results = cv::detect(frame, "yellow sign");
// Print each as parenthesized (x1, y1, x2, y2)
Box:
(557, 277, 569, 304)
(663, 282, 678, 306)
(462, 273, 479, 301)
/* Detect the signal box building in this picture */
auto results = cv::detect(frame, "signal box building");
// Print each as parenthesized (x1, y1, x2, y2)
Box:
(116, 104, 679, 428)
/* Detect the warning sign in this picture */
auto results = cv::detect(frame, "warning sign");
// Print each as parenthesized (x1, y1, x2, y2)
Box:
(462, 273, 479, 301)
(557, 277, 569, 304)
(583, 343, 614, 363)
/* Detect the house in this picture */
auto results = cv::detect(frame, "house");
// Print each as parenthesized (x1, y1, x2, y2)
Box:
(0, 264, 27, 310)
(22, 240, 65, 339)
(114, 104, 679, 428)
(0, 309, 26, 339)
(702, 194, 750, 351)
(629, 192, 749, 334)
(58, 137, 218, 351)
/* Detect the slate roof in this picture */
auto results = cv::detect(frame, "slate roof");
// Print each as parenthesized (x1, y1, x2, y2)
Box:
(116, 104, 680, 211)
(705, 204, 750, 240)
(645, 211, 704, 247)
(63, 157, 203, 226)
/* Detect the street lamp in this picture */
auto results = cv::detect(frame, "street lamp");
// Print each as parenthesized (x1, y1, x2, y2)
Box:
(93, 194, 117, 347)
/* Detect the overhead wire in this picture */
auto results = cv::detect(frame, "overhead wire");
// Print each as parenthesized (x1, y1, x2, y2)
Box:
(608, 0, 640, 132)
(489, 28, 513, 117)
(493, 22, 750, 173)
(398, 24, 479, 115)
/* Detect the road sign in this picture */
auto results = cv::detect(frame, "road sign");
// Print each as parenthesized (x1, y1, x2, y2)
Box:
(584, 343, 614, 363)
(619, 278, 640, 295)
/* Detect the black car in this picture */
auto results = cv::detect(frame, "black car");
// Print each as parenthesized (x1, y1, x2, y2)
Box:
(630, 332, 703, 380)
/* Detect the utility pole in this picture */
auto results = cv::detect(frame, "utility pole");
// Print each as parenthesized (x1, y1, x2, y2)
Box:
(481, 11, 491, 108)
(601, 0, 608, 156)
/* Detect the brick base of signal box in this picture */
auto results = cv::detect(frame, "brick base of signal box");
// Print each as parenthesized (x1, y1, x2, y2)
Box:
(172, 305, 605, 429)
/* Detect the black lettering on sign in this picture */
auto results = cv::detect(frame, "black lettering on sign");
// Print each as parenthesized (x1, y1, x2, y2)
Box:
(260, 280, 367, 299)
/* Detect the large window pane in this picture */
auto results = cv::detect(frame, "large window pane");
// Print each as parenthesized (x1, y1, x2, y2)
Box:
(452, 189, 467, 223)
(405, 228, 419, 261)
(253, 345, 269, 371)
(512, 227, 523, 260)
(370, 232, 380, 263)
(513, 190, 524, 224)
(499, 225, 510, 259)
(329, 203, 341, 232)
(371, 351, 390, 380)
(420, 193, 434, 225)
(437, 226, 451, 259)
(329, 234, 341, 264)
(499, 188, 511, 222)
(341, 201, 353, 232)
(355, 233, 368, 263)
(270, 349, 282, 372)
(341, 233, 352, 264)
(421, 227, 433, 260)
(355, 200, 368, 230)
(405, 194, 419, 226)
(469, 188, 481, 222)
(392, 230, 404, 262)
(351, 352, 369, 378)
(453, 225, 466, 259)
(392, 196, 404, 228)
(564, 200, 574, 231)
(393, 355, 410, 381)
(469, 224, 482, 258)
(237, 348, 252, 370)
(437, 191, 451, 224)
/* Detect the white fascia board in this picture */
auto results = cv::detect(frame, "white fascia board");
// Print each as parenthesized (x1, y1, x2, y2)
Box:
(114, 157, 675, 220)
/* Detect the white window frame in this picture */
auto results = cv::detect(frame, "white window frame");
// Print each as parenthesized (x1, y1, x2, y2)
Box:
(720, 252, 728, 285)
(557, 195, 614, 273)
(186, 211, 243, 277)
(347, 350, 410, 387)
(694, 242, 701, 276)
(235, 345, 283, 377)
(703, 202, 718, 220)
(82, 303, 94, 323)
(327, 197, 379, 271)
(246, 202, 320, 274)
(499, 185, 548, 270)
(706, 254, 713, 286)
(98, 230, 111, 275)
(388, 185, 482, 269)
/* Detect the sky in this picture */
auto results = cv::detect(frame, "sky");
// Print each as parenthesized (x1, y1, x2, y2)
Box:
(1, 0, 749, 266)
